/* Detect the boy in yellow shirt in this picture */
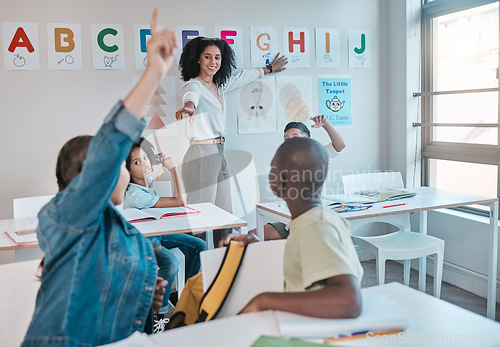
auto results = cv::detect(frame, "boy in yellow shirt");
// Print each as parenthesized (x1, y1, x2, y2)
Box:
(224, 137, 363, 318)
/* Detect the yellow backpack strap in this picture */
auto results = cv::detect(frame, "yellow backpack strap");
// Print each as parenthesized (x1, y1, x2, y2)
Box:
(196, 240, 247, 322)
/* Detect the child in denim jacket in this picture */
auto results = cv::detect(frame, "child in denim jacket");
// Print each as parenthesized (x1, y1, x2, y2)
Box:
(22, 9, 177, 346)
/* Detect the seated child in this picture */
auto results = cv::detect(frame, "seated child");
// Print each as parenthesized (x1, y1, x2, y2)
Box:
(224, 137, 363, 318)
(252, 115, 346, 241)
(124, 137, 206, 317)
(22, 9, 173, 345)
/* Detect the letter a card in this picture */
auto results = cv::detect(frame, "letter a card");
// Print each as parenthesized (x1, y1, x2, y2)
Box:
(3, 22, 39, 70)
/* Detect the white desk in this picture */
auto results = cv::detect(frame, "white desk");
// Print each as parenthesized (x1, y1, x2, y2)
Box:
(0, 203, 247, 254)
(149, 282, 500, 346)
(256, 187, 499, 319)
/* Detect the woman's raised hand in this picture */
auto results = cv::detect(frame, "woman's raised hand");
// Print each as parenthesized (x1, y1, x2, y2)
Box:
(146, 8, 177, 79)
(270, 53, 288, 72)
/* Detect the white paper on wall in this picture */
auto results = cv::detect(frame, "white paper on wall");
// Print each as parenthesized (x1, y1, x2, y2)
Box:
(237, 75, 277, 134)
(91, 24, 125, 70)
(3, 22, 40, 71)
(47, 23, 82, 70)
(249, 26, 278, 68)
(283, 27, 310, 68)
(315, 28, 340, 68)
(349, 29, 372, 69)
(275, 75, 314, 131)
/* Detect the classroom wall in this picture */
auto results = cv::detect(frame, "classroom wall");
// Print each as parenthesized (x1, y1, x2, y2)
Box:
(0, 0, 386, 219)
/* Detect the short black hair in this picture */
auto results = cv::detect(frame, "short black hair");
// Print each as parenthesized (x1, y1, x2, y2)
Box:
(284, 122, 311, 137)
(274, 137, 328, 197)
(125, 137, 158, 172)
(56, 136, 93, 191)
(178, 37, 236, 88)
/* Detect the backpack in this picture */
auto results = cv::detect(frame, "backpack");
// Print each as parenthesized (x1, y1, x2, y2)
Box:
(166, 240, 247, 329)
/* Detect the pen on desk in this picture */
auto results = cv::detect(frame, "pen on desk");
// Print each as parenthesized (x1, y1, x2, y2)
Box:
(383, 203, 407, 209)
(323, 328, 404, 344)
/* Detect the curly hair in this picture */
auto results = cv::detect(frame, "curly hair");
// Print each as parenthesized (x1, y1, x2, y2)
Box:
(178, 37, 236, 88)
(125, 137, 159, 172)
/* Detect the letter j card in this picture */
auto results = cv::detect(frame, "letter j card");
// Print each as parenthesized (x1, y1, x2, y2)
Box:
(318, 75, 352, 127)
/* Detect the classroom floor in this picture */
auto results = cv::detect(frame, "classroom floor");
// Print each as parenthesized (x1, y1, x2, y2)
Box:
(360, 260, 500, 322)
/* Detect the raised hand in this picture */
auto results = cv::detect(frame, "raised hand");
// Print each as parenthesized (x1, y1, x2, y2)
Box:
(146, 8, 177, 78)
(310, 115, 328, 128)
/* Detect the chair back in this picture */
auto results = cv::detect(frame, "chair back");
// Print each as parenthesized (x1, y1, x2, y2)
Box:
(200, 239, 286, 318)
(13, 195, 54, 219)
(342, 172, 410, 234)
(0, 259, 41, 346)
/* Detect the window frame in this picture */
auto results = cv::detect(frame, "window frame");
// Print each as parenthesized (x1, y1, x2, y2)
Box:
(420, 0, 500, 216)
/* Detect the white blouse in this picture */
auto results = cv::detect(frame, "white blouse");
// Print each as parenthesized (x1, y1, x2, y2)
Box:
(182, 68, 264, 141)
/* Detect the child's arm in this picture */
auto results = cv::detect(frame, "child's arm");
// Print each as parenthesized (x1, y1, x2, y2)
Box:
(310, 115, 346, 152)
(124, 8, 176, 119)
(240, 274, 361, 319)
(153, 155, 186, 207)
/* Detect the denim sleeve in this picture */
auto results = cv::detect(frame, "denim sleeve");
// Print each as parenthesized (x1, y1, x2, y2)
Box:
(52, 101, 145, 230)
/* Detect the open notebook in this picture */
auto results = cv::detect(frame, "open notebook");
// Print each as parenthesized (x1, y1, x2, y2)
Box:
(118, 205, 200, 223)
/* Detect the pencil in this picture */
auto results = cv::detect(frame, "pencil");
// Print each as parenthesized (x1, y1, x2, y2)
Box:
(324, 328, 404, 344)
(383, 203, 407, 208)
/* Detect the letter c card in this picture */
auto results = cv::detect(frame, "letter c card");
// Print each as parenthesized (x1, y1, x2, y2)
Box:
(91, 24, 125, 69)
(47, 23, 82, 70)
(3, 22, 39, 70)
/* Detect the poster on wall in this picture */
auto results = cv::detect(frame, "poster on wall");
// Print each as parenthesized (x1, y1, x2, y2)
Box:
(317, 75, 352, 127)
(249, 26, 278, 68)
(315, 28, 340, 68)
(175, 26, 205, 63)
(3, 22, 39, 70)
(214, 26, 243, 70)
(237, 75, 276, 134)
(91, 24, 125, 69)
(348, 29, 371, 69)
(283, 27, 310, 68)
(47, 23, 82, 70)
(275, 75, 313, 131)
(133, 75, 178, 137)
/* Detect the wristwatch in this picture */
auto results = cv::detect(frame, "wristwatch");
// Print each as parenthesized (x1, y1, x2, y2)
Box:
(266, 63, 273, 73)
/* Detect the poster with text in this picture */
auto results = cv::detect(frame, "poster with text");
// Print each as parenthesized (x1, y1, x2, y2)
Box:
(133, 75, 178, 137)
(283, 27, 310, 68)
(175, 26, 205, 63)
(237, 75, 276, 134)
(215, 26, 243, 69)
(318, 75, 352, 127)
(3, 22, 39, 70)
(91, 24, 125, 69)
(249, 26, 277, 68)
(315, 28, 340, 68)
(276, 75, 313, 131)
(134, 24, 165, 70)
(348, 30, 371, 69)
(47, 23, 82, 70)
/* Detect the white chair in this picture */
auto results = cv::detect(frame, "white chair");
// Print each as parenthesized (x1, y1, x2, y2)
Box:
(200, 239, 286, 318)
(0, 259, 41, 346)
(342, 172, 444, 298)
(12, 195, 54, 262)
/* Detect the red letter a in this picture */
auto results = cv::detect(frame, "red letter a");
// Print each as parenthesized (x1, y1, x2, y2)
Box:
(8, 28, 35, 53)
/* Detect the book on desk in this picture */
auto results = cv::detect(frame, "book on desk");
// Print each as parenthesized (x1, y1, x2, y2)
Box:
(5, 228, 38, 245)
(325, 188, 416, 206)
(119, 205, 201, 223)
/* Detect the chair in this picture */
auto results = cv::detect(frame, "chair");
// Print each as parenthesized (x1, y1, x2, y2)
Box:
(0, 259, 41, 346)
(12, 195, 54, 262)
(200, 239, 286, 318)
(342, 172, 444, 298)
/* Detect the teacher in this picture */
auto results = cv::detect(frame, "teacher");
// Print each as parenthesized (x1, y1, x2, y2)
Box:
(176, 37, 287, 240)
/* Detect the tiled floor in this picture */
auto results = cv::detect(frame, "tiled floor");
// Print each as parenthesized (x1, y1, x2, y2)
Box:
(361, 260, 500, 322)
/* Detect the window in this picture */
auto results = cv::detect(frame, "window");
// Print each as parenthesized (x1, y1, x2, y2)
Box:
(420, 0, 499, 214)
